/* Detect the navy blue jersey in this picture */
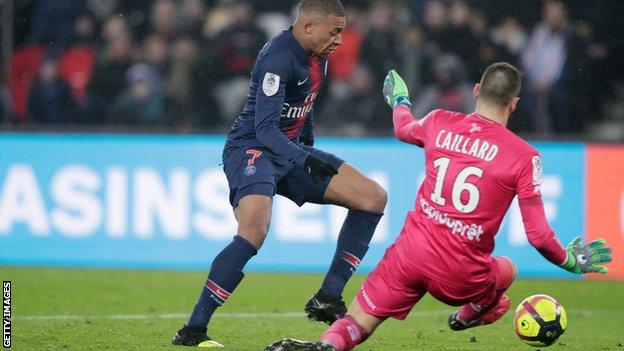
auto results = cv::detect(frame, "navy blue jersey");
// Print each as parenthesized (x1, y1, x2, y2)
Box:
(225, 27, 328, 167)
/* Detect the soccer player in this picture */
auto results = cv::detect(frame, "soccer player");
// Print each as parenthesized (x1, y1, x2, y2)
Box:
(264, 63, 613, 351)
(172, 0, 387, 347)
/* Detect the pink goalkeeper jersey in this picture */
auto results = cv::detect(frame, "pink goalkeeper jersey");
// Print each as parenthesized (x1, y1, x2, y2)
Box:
(392, 106, 567, 288)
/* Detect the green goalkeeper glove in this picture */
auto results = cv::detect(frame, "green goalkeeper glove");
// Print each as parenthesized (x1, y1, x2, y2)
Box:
(561, 236, 612, 274)
(383, 70, 412, 108)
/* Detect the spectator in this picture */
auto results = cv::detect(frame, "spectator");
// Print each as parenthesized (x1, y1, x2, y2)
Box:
(108, 63, 164, 125)
(361, 1, 400, 85)
(207, 0, 267, 120)
(142, 34, 170, 76)
(399, 24, 426, 97)
(446, 1, 479, 63)
(520, 0, 586, 134)
(412, 53, 474, 118)
(165, 35, 201, 128)
(27, 0, 86, 49)
(85, 33, 135, 124)
(27, 54, 78, 124)
(320, 65, 381, 136)
(360, 1, 401, 131)
(490, 17, 528, 60)
(70, 12, 98, 47)
(150, 0, 179, 41)
(180, 0, 207, 40)
(420, 0, 450, 57)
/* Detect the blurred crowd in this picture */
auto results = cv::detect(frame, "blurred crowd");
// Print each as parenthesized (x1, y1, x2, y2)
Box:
(1, 0, 623, 138)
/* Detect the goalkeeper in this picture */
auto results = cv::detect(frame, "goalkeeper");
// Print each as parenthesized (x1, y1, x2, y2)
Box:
(265, 63, 612, 351)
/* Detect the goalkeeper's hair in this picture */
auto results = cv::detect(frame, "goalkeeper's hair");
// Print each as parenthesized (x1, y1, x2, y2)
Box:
(479, 62, 522, 107)
(298, 0, 345, 17)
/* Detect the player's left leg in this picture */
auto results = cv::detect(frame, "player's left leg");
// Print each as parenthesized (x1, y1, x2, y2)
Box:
(448, 256, 517, 331)
(308, 163, 386, 323)
(277, 146, 386, 325)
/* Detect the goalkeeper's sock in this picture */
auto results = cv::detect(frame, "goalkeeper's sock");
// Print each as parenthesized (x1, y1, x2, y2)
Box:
(457, 303, 482, 324)
(320, 209, 383, 298)
(321, 315, 369, 351)
(186, 235, 257, 328)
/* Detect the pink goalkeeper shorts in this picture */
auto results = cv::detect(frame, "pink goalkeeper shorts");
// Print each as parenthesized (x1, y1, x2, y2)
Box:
(356, 245, 515, 320)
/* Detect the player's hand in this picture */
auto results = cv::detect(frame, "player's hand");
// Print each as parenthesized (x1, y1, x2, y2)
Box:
(383, 70, 412, 108)
(561, 236, 612, 274)
(304, 155, 338, 179)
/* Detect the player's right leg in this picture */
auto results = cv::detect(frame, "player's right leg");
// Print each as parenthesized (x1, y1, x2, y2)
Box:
(174, 147, 280, 347)
(173, 194, 272, 347)
(448, 256, 517, 331)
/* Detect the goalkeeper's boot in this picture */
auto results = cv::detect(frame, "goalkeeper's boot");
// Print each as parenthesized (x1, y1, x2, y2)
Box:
(264, 339, 336, 351)
(305, 292, 347, 325)
(448, 295, 510, 331)
(172, 325, 224, 348)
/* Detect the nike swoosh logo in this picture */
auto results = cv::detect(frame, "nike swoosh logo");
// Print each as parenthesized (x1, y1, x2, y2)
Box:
(297, 77, 309, 86)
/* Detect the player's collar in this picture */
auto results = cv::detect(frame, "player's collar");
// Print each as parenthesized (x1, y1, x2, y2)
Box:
(287, 26, 315, 63)
(471, 113, 498, 124)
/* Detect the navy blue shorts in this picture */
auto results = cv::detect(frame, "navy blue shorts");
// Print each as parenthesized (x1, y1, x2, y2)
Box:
(222, 144, 345, 208)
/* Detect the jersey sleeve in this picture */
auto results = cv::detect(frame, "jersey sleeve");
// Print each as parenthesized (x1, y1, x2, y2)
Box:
(516, 152, 567, 265)
(299, 109, 315, 146)
(392, 106, 437, 147)
(254, 52, 309, 167)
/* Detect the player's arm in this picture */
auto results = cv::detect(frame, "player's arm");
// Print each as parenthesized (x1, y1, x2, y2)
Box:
(516, 153, 612, 274)
(254, 53, 308, 165)
(299, 109, 315, 147)
(254, 54, 335, 178)
(382, 70, 430, 147)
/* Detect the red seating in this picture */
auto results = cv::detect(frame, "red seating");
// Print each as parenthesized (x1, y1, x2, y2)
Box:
(8, 45, 46, 121)
(59, 45, 96, 102)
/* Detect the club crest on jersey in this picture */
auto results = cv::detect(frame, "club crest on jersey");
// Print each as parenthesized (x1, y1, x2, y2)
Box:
(263, 72, 280, 96)
(469, 123, 482, 133)
(244, 165, 257, 176)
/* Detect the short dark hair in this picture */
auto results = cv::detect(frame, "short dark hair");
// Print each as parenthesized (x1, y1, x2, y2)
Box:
(298, 0, 345, 17)
(479, 62, 522, 107)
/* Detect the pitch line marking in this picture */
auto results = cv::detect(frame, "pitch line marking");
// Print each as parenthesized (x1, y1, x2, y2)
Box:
(16, 309, 612, 321)
(17, 310, 452, 321)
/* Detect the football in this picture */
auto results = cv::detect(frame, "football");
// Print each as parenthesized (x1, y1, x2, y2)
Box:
(514, 294, 567, 347)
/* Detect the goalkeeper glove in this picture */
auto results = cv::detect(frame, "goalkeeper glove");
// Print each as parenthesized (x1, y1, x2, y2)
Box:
(561, 236, 612, 274)
(383, 70, 412, 108)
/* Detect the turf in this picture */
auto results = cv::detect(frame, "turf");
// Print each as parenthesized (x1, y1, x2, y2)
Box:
(2, 266, 623, 351)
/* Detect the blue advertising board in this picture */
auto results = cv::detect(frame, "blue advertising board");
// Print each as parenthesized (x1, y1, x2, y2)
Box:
(0, 133, 583, 278)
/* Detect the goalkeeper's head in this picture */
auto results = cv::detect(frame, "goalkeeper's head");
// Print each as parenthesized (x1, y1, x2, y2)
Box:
(293, 0, 346, 57)
(473, 62, 523, 125)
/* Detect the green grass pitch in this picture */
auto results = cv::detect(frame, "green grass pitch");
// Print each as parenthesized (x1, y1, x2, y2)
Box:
(2, 266, 623, 350)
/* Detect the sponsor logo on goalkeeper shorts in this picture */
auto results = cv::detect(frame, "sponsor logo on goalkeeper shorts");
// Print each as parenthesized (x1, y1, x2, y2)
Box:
(420, 199, 484, 241)
(205, 279, 231, 305)
(360, 287, 377, 311)
(2, 281, 10, 349)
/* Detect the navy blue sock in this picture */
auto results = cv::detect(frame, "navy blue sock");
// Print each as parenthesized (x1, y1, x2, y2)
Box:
(320, 209, 383, 298)
(187, 235, 257, 328)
